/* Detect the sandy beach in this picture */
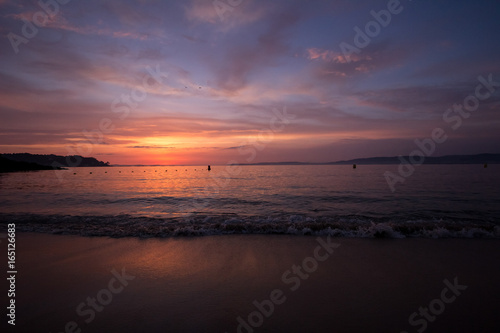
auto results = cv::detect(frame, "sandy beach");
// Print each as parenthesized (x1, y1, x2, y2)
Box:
(2, 233, 498, 332)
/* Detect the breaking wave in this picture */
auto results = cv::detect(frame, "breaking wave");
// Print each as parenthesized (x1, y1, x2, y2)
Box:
(1, 213, 499, 239)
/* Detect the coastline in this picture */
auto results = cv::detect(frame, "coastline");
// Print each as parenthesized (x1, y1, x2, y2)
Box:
(2, 213, 498, 239)
(4, 232, 499, 332)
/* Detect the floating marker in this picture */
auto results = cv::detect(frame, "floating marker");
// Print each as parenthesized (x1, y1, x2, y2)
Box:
(484, 163, 488, 168)
(90, 172, 92, 174)
(73, 173, 76, 175)
(353, 164, 357, 169)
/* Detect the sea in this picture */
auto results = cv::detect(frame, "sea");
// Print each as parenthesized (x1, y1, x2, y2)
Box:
(0, 164, 499, 238)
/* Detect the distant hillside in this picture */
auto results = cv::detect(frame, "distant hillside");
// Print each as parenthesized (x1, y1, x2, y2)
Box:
(0, 153, 110, 167)
(0, 155, 64, 173)
(235, 161, 305, 166)
(329, 153, 500, 165)
(237, 153, 500, 166)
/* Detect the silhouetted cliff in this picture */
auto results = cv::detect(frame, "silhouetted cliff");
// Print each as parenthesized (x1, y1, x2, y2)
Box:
(0, 155, 64, 172)
(0, 153, 110, 168)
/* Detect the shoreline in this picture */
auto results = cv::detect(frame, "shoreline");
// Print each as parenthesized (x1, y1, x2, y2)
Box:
(3, 233, 499, 332)
(1, 216, 498, 239)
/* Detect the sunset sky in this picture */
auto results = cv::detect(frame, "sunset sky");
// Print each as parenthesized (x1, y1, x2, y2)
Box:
(1, 0, 499, 165)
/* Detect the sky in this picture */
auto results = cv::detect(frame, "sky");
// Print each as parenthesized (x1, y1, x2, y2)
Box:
(1, 0, 499, 165)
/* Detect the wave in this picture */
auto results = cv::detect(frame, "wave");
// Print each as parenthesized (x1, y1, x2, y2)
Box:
(0, 213, 499, 239)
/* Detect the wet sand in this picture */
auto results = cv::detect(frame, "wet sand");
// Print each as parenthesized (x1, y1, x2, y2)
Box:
(3, 233, 500, 332)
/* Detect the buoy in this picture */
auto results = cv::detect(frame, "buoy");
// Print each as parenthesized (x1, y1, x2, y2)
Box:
(119, 171, 121, 173)
(353, 164, 356, 169)
(105, 171, 107, 173)
(90, 172, 92, 174)
(484, 163, 488, 168)
(208, 165, 211, 171)
(73, 173, 76, 175)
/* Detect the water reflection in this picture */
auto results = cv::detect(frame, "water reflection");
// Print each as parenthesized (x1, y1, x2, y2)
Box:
(0, 165, 498, 221)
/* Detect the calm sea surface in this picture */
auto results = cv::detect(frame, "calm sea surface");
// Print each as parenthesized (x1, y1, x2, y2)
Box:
(0, 165, 499, 237)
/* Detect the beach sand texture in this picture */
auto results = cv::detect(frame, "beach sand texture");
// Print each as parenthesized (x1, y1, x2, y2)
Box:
(4, 233, 499, 333)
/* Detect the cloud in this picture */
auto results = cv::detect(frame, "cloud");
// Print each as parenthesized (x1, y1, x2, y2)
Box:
(308, 41, 412, 82)
(353, 79, 500, 119)
(184, 0, 220, 24)
(182, 34, 204, 43)
(306, 48, 348, 63)
(222, 145, 247, 150)
(185, 0, 268, 27)
(127, 145, 175, 149)
(209, 8, 301, 93)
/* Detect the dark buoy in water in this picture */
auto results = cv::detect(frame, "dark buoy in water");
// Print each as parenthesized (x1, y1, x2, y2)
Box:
(73, 173, 76, 175)
(90, 172, 92, 174)
(353, 164, 356, 169)
(484, 163, 488, 168)
(105, 171, 107, 173)
(119, 171, 121, 173)
(208, 165, 211, 171)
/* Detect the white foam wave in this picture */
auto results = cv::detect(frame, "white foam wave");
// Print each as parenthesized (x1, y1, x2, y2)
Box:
(0, 213, 498, 239)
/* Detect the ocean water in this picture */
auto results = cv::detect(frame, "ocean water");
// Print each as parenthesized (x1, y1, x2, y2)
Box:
(0, 164, 499, 238)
